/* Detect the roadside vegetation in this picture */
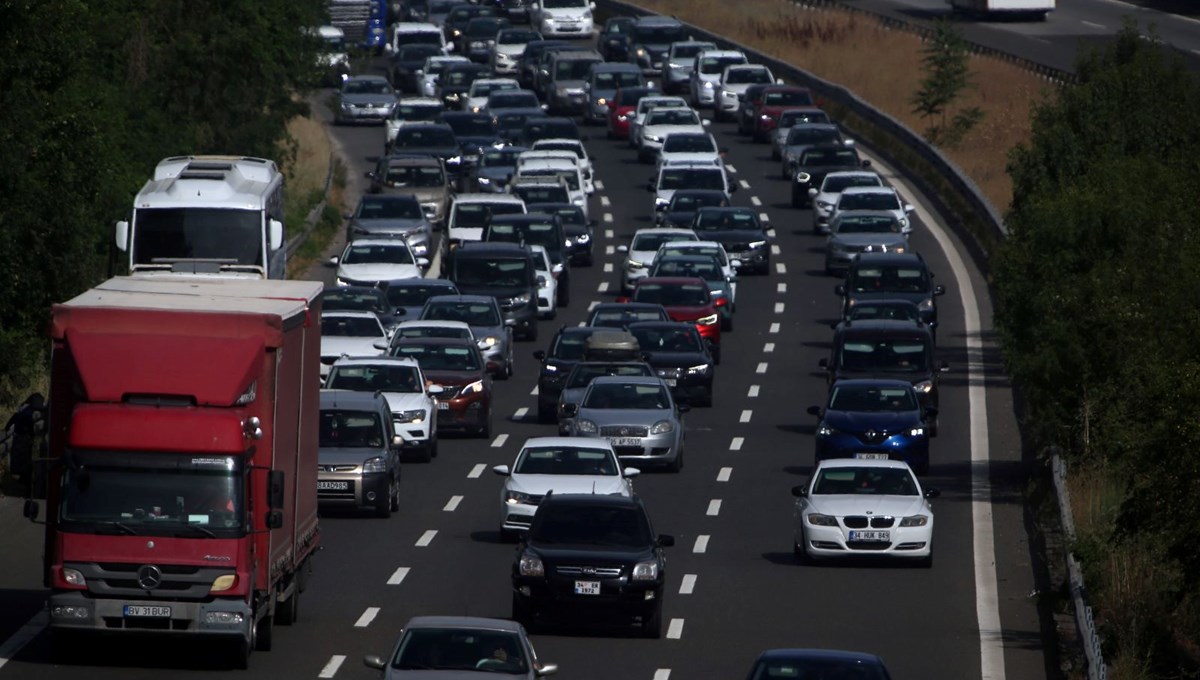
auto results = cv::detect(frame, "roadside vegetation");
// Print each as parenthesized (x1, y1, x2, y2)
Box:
(0, 0, 331, 413)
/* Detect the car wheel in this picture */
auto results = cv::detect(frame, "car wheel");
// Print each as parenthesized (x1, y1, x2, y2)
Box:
(376, 478, 395, 518)
(641, 600, 663, 638)
(771, 147, 780, 161)
(713, 346, 721, 365)
(697, 389, 713, 408)
(477, 408, 493, 439)
(667, 447, 683, 472)
(512, 594, 535, 629)
(558, 281, 570, 307)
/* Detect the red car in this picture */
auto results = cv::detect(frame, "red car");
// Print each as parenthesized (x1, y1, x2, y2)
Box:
(607, 86, 658, 140)
(622, 276, 723, 363)
(391, 337, 494, 439)
(750, 85, 814, 142)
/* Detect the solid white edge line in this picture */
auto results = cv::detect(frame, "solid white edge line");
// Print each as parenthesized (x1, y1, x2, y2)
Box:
(666, 618, 684, 639)
(468, 463, 486, 478)
(717, 466, 732, 482)
(416, 530, 438, 547)
(490, 434, 508, 448)
(0, 610, 47, 671)
(354, 607, 380, 628)
(387, 566, 411, 585)
(680, 574, 698, 595)
(444, 495, 463, 512)
(706, 499, 721, 516)
(693, 535, 709, 552)
(319, 655, 347, 678)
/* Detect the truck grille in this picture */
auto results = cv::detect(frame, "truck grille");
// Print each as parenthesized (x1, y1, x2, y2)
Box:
(71, 562, 233, 601)
(600, 425, 648, 437)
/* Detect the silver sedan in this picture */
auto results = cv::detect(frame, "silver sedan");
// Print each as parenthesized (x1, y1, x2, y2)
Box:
(568, 375, 688, 472)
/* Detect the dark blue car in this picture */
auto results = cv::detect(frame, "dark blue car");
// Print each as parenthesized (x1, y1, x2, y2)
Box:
(807, 378, 935, 475)
(745, 648, 893, 680)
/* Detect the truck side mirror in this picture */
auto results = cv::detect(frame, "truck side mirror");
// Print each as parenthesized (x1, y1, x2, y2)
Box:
(266, 510, 284, 530)
(268, 470, 286, 510)
(269, 219, 284, 250)
(115, 220, 130, 252)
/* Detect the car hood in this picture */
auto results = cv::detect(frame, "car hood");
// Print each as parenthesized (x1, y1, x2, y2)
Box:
(338, 263, 424, 282)
(527, 544, 656, 563)
(823, 410, 922, 432)
(554, 78, 587, 91)
(830, 234, 909, 250)
(496, 43, 526, 57)
(808, 494, 927, 518)
(321, 336, 384, 358)
(664, 305, 714, 321)
(342, 93, 395, 106)
(508, 474, 629, 496)
(644, 351, 709, 367)
(629, 249, 660, 264)
(424, 369, 485, 386)
(458, 135, 503, 151)
(317, 447, 386, 465)
(542, 8, 589, 18)
(577, 408, 675, 426)
(353, 217, 431, 233)
(721, 82, 755, 95)
(381, 392, 433, 413)
(658, 152, 719, 165)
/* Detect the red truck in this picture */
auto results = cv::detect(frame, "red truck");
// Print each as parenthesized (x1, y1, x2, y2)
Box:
(25, 276, 324, 667)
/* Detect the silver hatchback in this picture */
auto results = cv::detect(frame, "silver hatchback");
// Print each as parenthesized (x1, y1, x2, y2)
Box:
(568, 375, 688, 472)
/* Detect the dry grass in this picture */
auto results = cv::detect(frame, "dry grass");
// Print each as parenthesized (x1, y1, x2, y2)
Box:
(636, 0, 1053, 213)
(281, 113, 333, 219)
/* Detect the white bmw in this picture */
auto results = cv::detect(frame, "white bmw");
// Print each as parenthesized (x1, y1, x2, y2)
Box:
(791, 459, 937, 566)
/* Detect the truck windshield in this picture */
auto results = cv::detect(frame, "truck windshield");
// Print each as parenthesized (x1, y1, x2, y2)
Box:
(133, 208, 263, 270)
(60, 451, 244, 536)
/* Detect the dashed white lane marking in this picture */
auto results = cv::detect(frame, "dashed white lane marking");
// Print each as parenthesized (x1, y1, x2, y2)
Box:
(598, 281, 609, 292)
(491, 434, 508, 448)
(763, 343, 775, 353)
(680, 574, 697, 594)
(766, 228, 776, 238)
(514, 407, 528, 419)
(603, 213, 614, 223)
(387, 566, 411, 585)
(774, 302, 785, 314)
(693, 535, 710, 552)
(730, 437, 744, 451)
(654, 669, 672, 680)
(756, 362, 768, 374)
(717, 467, 732, 482)
(604, 262, 614, 272)
(750, 196, 762, 206)
(600, 195, 611, 207)
(444, 495, 463, 512)
(725, 164, 737, 174)
(530, 385, 539, 396)
(604, 228, 614, 238)
(770, 244, 781, 255)
(759, 212, 769, 222)
(747, 385, 760, 398)
(319, 655, 346, 678)
(706, 499, 722, 516)
(769, 322, 780, 334)
(605, 245, 615, 255)
(776, 262, 787, 274)
(595, 180, 604, 190)
(738, 179, 750, 189)
(1082, 19, 1105, 29)
(667, 619, 685, 639)
(0, 611, 46, 671)
(416, 530, 437, 547)
(777, 282, 787, 293)
(468, 464, 486, 478)
(739, 410, 752, 423)
(354, 607, 380, 628)
(588, 301, 599, 311)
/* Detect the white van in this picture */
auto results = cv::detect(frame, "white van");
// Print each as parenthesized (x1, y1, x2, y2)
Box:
(529, 0, 595, 38)
(386, 22, 450, 55)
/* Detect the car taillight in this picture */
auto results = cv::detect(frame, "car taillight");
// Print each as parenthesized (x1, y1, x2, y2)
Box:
(713, 297, 727, 307)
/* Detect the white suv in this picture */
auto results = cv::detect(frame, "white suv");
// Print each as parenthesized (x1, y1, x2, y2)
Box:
(324, 357, 442, 462)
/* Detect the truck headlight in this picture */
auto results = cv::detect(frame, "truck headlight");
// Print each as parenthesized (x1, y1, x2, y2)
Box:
(395, 409, 425, 424)
(204, 611, 244, 625)
(519, 553, 544, 576)
(63, 568, 86, 586)
(362, 456, 389, 473)
(632, 560, 659, 580)
(210, 574, 237, 592)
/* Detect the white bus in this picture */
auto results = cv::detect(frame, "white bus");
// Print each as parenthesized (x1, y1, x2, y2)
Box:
(948, 0, 1054, 20)
(115, 156, 287, 279)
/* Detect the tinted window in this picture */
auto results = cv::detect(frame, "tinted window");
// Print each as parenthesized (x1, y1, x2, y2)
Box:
(389, 628, 529, 673)
(396, 324, 472, 340)
(321, 316, 384, 337)
(422, 301, 502, 326)
(452, 201, 524, 228)
(663, 134, 715, 153)
(659, 169, 725, 191)
(396, 127, 457, 147)
(630, 327, 700, 352)
(386, 283, 456, 307)
(693, 210, 758, 231)
(391, 343, 482, 371)
(342, 243, 416, 265)
(319, 410, 384, 448)
(533, 504, 653, 548)
(444, 116, 496, 136)
(824, 174, 882, 193)
(383, 165, 445, 188)
(327, 365, 422, 393)
(633, 283, 709, 307)
(828, 384, 918, 412)
(838, 192, 902, 212)
(452, 257, 531, 288)
(812, 467, 918, 497)
(583, 382, 669, 409)
(848, 265, 930, 293)
(839, 338, 930, 372)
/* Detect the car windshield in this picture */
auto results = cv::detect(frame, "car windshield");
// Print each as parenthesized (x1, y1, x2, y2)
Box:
(489, 91, 539, 108)
(780, 110, 831, 127)
(839, 192, 901, 212)
(834, 215, 901, 234)
(764, 89, 813, 106)
(319, 410, 384, 448)
(566, 363, 653, 388)
(804, 149, 860, 166)
(543, 0, 587, 7)
(648, 109, 699, 126)
(400, 31, 444, 46)
(663, 135, 714, 153)
(726, 68, 771, 85)
(594, 71, 643, 89)
(839, 338, 930, 373)
(632, 25, 686, 43)
(544, 206, 585, 225)
(533, 504, 652, 547)
(488, 221, 561, 250)
(824, 174, 882, 193)
(481, 148, 525, 167)
(472, 80, 517, 97)
(397, 324, 472, 340)
(583, 382, 669, 409)
(631, 232, 694, 251)
(633, 283, 709, 307)
(667, 193, 726, 212)
(514, 446, 619, 475)
(671, 44, 710, 59)
(357, 196, 423, 219)
(383, 165, 445, 188)
(652, 259, 722, 282)
(327, 364, 423, 393)
(523, 169, 579, 191)
(659, 169, 725, 191)
(429, 0, 457, 10)
(630, 327, 700, 352)
(389, 628, 530, 673)
(398, 45, 442, 61)
(453, 258, 531, 287)
(387, 283, 455, 307)
(344, 80, 393, 95)
(847, 303, 920, 322)
(694, 210, 757, 231)
(812, 467, 919, 496)
(556, 59, 600, 80)
(699, 56, 745, 74)
(444, 116, 495, 136)
(499, 30, 540, 44)
(342, 243, 416, 265)
(749, 659, 890, 680)
(848, 266, 929, 293)
(396, 127, 457, 147)
(513, 185, 569, 204)
(452, 202, 524, 228)
(321, 316, 384, 337)
(590, 308, 666, 327)
(787, 127, 841, 146)
(323, 290, 387, 313)
(391, 343, 482, 371)
(829, 384, 917, 412)
(423, 301, 501, 326)
(393, 104, 443, 122)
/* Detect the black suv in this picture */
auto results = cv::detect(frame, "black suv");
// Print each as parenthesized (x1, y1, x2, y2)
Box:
(837, 252, 945, 327)
(483, 213, 571, 306)
(533, 325, 605, 422)
(511, 493, 674, 637)
(790, 143, 871, 208)
(444, 242, 540, 341)
(818, 319, 948, 433)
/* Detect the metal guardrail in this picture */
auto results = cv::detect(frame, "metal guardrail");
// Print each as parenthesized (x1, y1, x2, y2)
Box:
(284, 150, 337, 259)
(1051, 452, 1109, 680)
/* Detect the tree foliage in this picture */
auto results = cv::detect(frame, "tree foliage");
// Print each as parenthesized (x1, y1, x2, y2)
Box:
(910, 19, 982, 148)
(0, 0, 326, 406)
(995, 21, 1200, 672)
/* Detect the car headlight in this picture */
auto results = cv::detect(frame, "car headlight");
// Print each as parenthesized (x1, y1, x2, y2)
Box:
(519, 553, 544, 576)
(510, 293, 531, 305)
(702, 80, 714, 90)
(807, 513, 839, 527)
(577, 233, 590, 243)
(817, 201, 834, 211)
(899, 515, 929, 527)
(650, 419, 674, 435)
(335, 277, 349, 287)
(697, 313, 718, 326)
(477, 176, 492, 185)
(632, 559, 659, 581)
(478, 335, 499, 348)
(452, 28, 462, 37)
(749, 240, 767, 249)
(461, 379, 485, 395)
(907, 426, 925, 437)
(918, 298, 934, 311)
(410, 242, 429, 256)
(542, 363, 558, 374)
(395, 409, 426, 424)
(686, 364, 710, 374)
(900, 216, 909, 228)
(636, 47, 646, 57)
(447, 155, 462, 165)
(667, 62, 680, 70)
(816, 423, 836, 437)
(643, 133, 662, 143)
(362, 456, 389, 473)
(340, 101, 353, 110)
(627, 258, 645, 268)
(505, 490, 535, 505)
(914, 380, 934, 394)
(596, 97, 607, 106)
(794, 172, 811, 183)
(445, 92, 461, 102)
(575, 419, 598, 434)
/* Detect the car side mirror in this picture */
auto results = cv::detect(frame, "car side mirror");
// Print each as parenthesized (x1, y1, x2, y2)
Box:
(623, 467, 641, 479)
(924, 488, 941, 499)
(701, 118, 710, 127)
(657, 534, 674, 547)
(904, 203, 914, 213)
(818, 358, 829, 370)
(834, 284, 845, 296)
(676, 403, 690, 413)
(392, 434, 404, 449)
(791, 484, 807, 497)
(493, 464, 511, 476)
(862, 159, 872, 167)
(533, 350, 546, 361)
(364, 655, 387, 670)
(373, 339, 390, 351)
(807, 188, 818, 197)
(934, 284, 946, 296)
(806, 405, 821, 417)
(328, 255, 340, 266)
(940, 361, 950, 372)
(268, 219, 284, 250)
(561, 403, 578, 417)
(417, 257, 431, 268)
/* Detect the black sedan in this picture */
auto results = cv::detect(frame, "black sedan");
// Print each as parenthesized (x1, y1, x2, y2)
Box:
(689, 206, 771, 275)
(627, 321, 716, 407)
(321, 286, 400, 332)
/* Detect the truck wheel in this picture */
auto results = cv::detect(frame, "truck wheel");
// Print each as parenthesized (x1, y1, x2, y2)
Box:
(277, 590, 300, 625)
(255, 613, 274, 651)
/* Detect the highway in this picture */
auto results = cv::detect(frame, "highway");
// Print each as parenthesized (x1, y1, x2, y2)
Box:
(0, 20, 1053, 680)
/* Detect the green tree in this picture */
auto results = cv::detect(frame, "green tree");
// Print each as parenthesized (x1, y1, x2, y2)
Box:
(910, 19, 982, 147)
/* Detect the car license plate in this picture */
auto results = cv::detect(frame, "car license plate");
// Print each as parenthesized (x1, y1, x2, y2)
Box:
(848, 530, 890, 542)
(124, 605, 171, 618)
(854, 453, 890, 460)
(437, 402, 450, 410)
(317, 480, 348, 491)
(574, 580, 600, 595)
(609, 438, 641, 447)
(664, 378, 677, 387)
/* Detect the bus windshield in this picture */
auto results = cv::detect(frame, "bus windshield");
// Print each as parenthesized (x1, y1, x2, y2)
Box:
(133, 208, 264, 270)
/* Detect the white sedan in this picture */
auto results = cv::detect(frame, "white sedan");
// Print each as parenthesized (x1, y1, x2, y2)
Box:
(808, 171, 884, 234)
(791, 459, 938, 566)
(637, 106, 708, 164)
(318, 312, 389, 380)
(332, 239, 429, 287)
(493, 437, 640, 539)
